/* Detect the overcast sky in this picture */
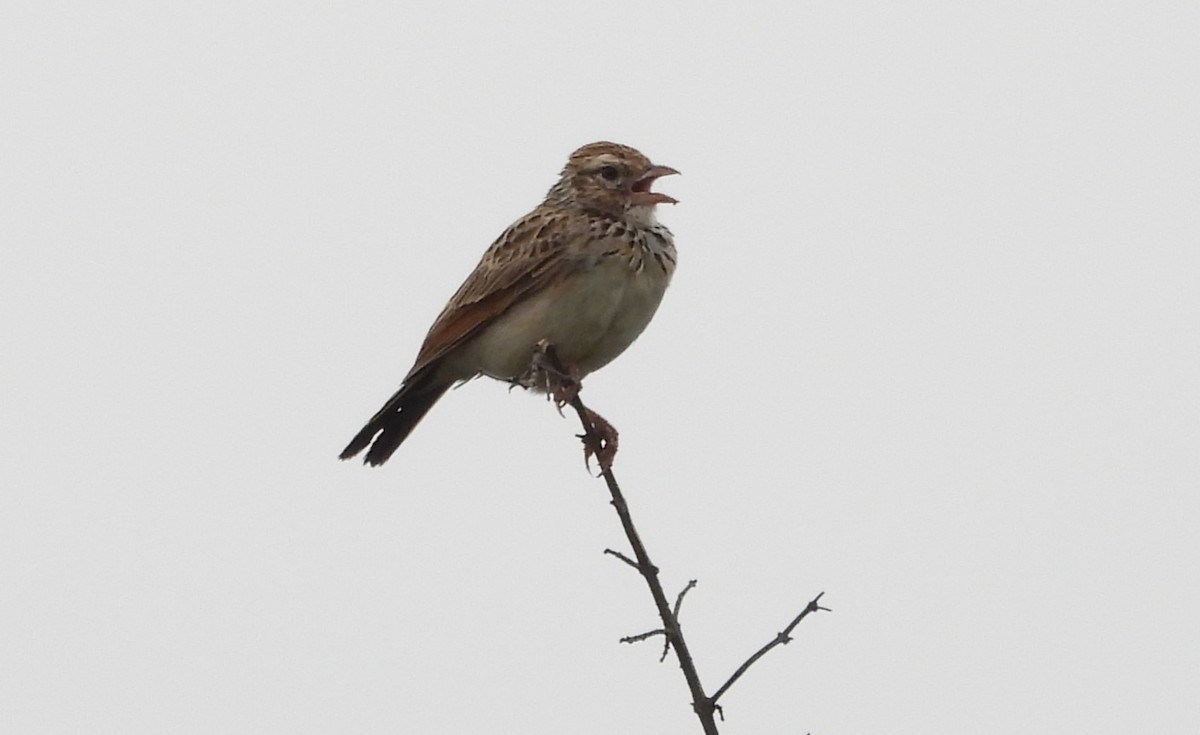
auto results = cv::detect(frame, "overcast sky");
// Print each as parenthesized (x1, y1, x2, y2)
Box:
(3, 2, 1198, 733)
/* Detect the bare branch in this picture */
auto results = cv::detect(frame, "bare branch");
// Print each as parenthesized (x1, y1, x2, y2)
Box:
(710, 593, 829, 705)
(570, 395, 715, 732)
(603, 548, 639, 570)
(532, 341, 826, 733)
(674, 580, 698, 618)
(529, 345, 717, 734)
(663, 580, 699, 661)
(620, 629, 666, 644)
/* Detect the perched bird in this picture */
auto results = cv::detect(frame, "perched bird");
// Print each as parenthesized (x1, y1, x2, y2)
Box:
(340, 141, 679, 466)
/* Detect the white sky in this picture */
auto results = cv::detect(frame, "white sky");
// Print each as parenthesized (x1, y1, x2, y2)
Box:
(3, 2, 1198, 733)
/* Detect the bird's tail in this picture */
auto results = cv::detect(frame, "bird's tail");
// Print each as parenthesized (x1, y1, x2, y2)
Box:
(339, 378, 450, 466)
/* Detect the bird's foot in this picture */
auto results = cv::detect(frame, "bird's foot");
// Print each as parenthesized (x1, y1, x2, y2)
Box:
(580, 407, 619, 473)
(521, 340, 583, 411)
(521, 340, 619, 470)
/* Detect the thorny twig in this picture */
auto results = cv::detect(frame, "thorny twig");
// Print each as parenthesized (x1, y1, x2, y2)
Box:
(532, 343, 827, 733)
(603, 548, 638, 570)
(711, 593, 831, 705)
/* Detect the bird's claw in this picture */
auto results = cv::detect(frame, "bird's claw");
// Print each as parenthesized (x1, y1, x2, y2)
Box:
(522, 340, 619, 471)
(580, 408, 619, 472)
(521, 340, 583, 412)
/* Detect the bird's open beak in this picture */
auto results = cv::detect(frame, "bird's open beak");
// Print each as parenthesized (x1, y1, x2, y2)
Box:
(630, 165, 680, 206)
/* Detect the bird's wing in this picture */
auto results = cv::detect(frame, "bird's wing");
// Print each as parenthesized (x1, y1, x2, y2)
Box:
(403, 208, 581, 383)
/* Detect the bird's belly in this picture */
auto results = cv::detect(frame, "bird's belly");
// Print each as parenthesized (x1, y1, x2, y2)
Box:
(463, 258, 670, 381)
(574, 260, 669, 374)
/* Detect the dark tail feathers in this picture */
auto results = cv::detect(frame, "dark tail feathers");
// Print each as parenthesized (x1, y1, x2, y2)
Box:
(339, 380, 449, 466)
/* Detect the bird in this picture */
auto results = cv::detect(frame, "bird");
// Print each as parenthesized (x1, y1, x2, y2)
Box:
(340, 141, 679, 467)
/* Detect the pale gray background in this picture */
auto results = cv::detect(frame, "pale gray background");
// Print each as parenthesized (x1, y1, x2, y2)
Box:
(3, 2, 1197, 733)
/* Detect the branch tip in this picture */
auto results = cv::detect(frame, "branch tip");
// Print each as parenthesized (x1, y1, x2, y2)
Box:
(710, 593, 829, 705)
(602, 548, 639, 570)
(619, 629, 666, 645)
(673, 580, 698, 618)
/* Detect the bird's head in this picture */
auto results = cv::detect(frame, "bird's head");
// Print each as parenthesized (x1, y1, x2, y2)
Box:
(546, 142, 679, 223)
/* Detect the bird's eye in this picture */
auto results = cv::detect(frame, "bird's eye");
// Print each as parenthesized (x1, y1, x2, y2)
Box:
(598, 165, 620, 182)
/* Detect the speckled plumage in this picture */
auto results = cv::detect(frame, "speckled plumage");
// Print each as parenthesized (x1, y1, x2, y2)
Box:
(340, 142, 679, 466)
